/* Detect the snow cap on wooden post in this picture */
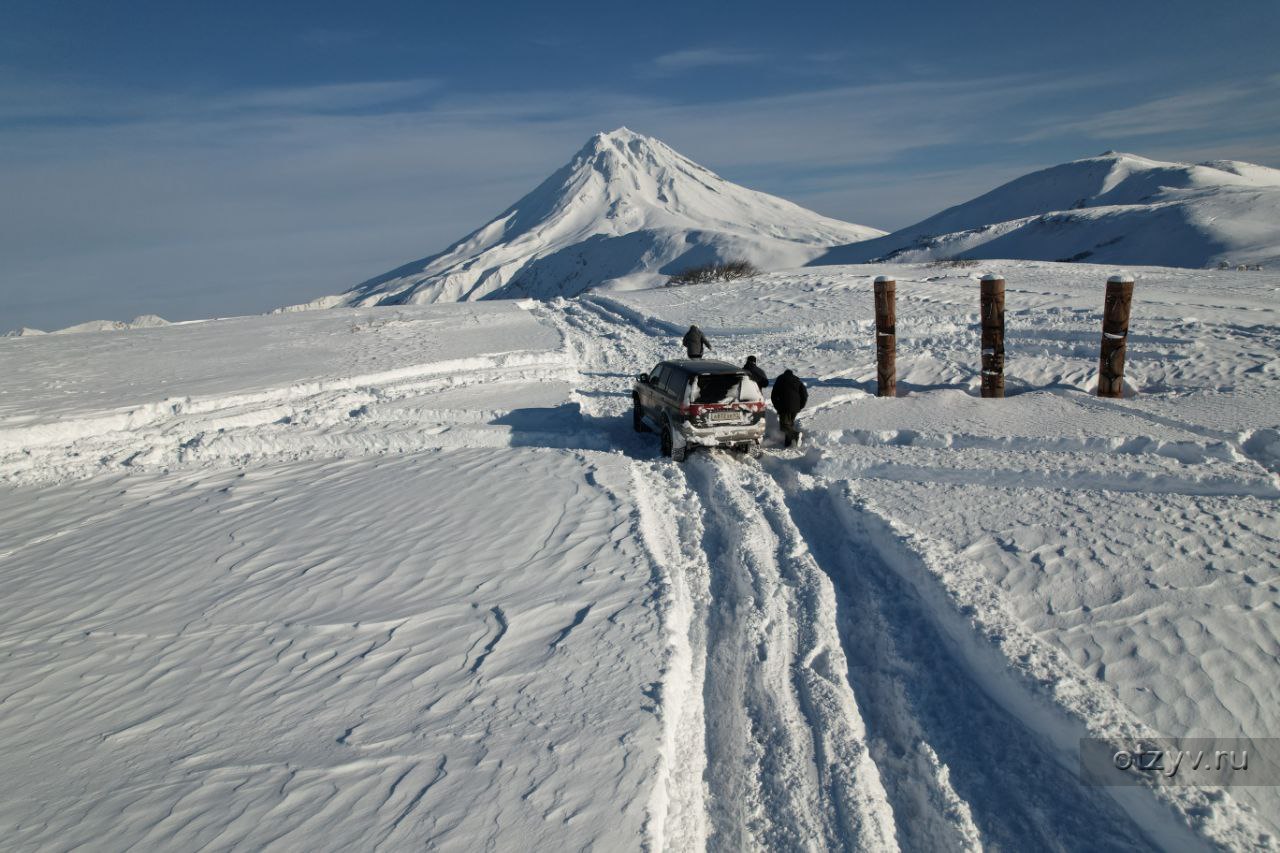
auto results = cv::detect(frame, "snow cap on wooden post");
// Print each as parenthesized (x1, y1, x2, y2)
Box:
(873, 276, 896, 397)
(1098, 273, 1135, 398)
(979, 274, 1005, 398)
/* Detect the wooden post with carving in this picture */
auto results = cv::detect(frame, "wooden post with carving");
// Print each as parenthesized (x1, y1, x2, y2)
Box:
(873, 276, 896, 397)
(979, 274, 1005, 398)
(1098, 274, 1135, 398)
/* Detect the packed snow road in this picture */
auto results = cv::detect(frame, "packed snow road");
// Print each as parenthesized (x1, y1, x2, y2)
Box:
(554, 266, 1278, 851)
(2, 262, 1278, 851)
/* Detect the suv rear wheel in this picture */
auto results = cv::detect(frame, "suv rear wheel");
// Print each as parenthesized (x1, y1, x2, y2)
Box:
(661, 422, 687, 462)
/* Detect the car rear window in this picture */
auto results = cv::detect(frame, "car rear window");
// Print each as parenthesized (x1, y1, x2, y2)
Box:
(694, 373, 748, 403)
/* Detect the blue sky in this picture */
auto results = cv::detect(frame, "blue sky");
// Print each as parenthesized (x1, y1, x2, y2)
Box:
(3, 0, 1278, 330)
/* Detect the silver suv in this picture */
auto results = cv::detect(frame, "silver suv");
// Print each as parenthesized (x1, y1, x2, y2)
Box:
(632, 359, 766, 461)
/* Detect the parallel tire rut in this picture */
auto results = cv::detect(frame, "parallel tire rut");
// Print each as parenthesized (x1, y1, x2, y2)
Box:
(551, 292, 1167, 852)
(774, 472, 1156, 851)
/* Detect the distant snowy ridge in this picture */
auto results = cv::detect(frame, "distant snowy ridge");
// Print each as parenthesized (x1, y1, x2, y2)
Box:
(814, 151, 1280, 269)
(296, 127, 883, 309)
(5, 314, 169, 337)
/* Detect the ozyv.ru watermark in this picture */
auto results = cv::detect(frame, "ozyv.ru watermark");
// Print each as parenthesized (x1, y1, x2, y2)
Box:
(1080, 737, 1280, 787)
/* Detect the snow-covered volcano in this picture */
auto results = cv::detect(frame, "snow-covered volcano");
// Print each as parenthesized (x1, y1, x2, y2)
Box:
(815, 152, 1280, 269)
(319, 128, 883, 307)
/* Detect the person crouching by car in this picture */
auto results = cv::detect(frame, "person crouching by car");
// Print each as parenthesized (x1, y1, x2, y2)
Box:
(743, 355, 768, 390)
(770, 369, 808, 447)
(682, 324, 710, 359)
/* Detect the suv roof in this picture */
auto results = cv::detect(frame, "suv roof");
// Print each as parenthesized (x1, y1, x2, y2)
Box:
(658, 359, 744, 376)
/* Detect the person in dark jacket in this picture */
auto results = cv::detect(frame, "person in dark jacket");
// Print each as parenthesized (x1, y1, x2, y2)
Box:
(743, 355, 769, 390)
(682, 325, 711, 358)
(770, 369, 808, 447)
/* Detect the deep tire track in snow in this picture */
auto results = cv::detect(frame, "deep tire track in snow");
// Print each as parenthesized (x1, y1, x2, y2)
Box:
(683, 455, 895, 851)
(548, 290, 1200, 851)
(553, 296, 895, 849)
(632, 460, 712, 852)
(768, 465, 1156, 851)
(1, 349, 579, 485)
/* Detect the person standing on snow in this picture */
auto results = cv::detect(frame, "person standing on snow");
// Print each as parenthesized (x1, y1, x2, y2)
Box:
(743, 355, 769, 390)
(770, 368, 808, 447)
(682, 324, 711, 359)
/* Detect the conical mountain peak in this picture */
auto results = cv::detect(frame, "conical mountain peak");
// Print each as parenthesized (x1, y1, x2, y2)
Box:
(569, 127, 696, 186)
(327, 131, 883, 307)
(589, 126, 645, 146)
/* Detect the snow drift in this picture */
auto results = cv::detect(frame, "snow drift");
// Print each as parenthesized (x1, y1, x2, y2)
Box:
(814, 152, 1280, 269)
(305, 128, 883, 308)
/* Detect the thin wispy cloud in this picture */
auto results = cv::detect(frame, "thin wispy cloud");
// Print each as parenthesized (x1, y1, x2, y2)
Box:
(220, 79, 442, 113)
(802, 50, 849, 64)
(1018, 75, 1280, 142)
(647, 47, 765, 75)
(0, 72, 443, 126)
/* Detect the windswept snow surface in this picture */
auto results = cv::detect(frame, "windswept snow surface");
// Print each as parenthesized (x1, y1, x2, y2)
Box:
(2, 260, 1279, 851)
(302, 128, 882, 309)
(816, 152, 1280, 269)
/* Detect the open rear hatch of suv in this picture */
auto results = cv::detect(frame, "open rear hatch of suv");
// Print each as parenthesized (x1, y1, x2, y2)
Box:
(679, 372, 765, 426)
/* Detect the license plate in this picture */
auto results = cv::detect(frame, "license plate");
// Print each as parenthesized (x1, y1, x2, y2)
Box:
(708, 411, 742, 423)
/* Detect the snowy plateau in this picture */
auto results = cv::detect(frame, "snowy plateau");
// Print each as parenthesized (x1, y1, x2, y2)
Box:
(3, 258, 1280, 852)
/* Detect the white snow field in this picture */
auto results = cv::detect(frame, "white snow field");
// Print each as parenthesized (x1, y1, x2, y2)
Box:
(2, 261, 1279, 851)
(293, 128, 883, 310)
(816, 152, 1280, 270)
